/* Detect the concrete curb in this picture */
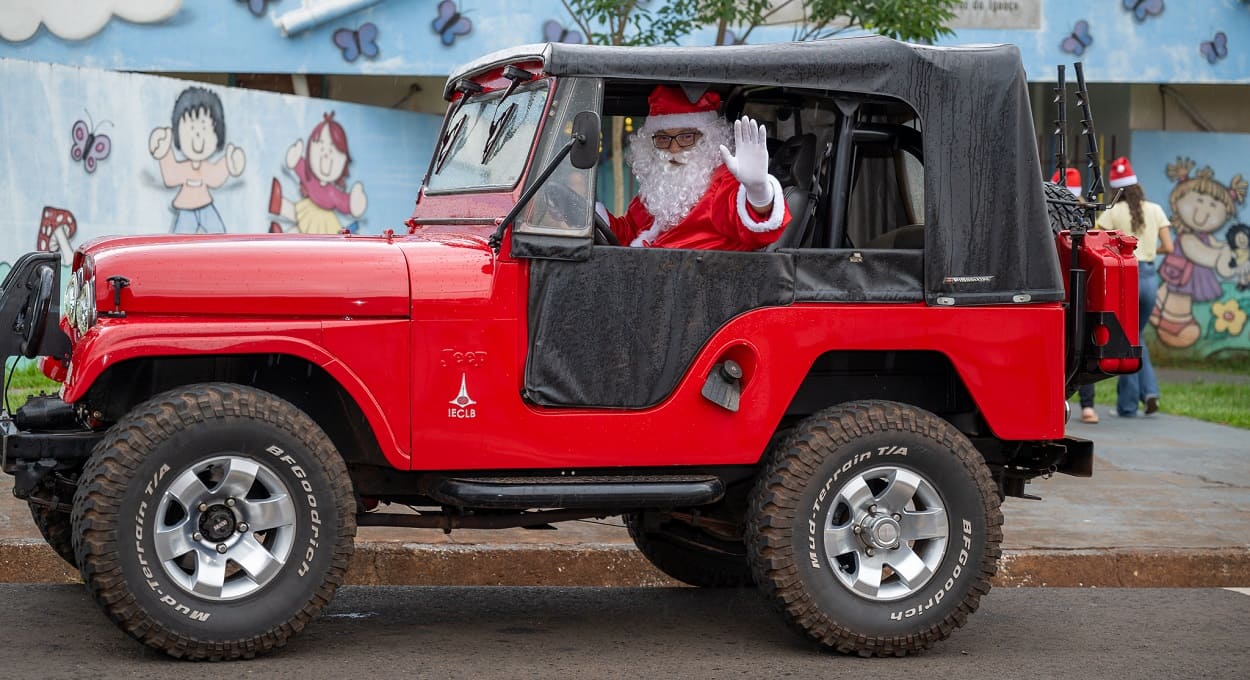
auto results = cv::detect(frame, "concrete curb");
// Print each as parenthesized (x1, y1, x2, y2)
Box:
(2, 540, 1247, 588)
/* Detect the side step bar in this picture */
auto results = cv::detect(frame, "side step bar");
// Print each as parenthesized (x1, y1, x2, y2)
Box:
(427, 474, 726, 509)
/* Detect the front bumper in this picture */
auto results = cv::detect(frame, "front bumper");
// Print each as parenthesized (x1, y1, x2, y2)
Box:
(1, 417, 103, 499)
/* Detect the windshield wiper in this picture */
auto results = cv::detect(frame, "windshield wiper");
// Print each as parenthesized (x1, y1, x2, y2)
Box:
(480, 66, 533, 163)
(447, 78, 483, 123)
(481, 102, 517, 164)
(493, 65, 534, 111)
(433, 114, 466, 174)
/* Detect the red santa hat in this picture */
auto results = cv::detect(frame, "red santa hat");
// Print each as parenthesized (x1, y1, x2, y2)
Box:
(643, 86, 721, 131)
(1108, 156, 1138, 188)
(1051, 167, 1082, 196)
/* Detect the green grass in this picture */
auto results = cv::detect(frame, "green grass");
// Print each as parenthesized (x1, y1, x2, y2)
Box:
(4, 362, 61, 411)
(1075, 377, 1250, 430)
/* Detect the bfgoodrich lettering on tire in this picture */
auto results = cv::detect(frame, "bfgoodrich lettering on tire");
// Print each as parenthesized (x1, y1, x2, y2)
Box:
(70, 383, 356, 660)
(747, 400, 1002, 656)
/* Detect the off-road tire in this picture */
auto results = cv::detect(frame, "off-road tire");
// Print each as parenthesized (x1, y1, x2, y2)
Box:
(71, 383, 356, 660)
(747, 400, 1002, 657)
(625, 511, 753, 588)
(29, 502, 77, 568)
(1044, 181, 1090, 234)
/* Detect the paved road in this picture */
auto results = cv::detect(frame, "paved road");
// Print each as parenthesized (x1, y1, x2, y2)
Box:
(1, 585, 1246, 678)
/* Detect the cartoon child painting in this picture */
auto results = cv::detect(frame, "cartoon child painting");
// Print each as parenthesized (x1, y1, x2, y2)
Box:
(1153, 158, 1250, 347)
(149, 87, 246, 233)
(268, 112, 367, 234)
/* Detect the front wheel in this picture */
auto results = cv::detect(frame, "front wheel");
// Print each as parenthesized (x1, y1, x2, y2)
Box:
(29, 502, 77, 568)
(71, 383, 357, 660)
(747, 400, 1002, 656)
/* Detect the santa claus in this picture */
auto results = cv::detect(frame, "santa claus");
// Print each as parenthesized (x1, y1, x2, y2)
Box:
(601, 85, 790, 250)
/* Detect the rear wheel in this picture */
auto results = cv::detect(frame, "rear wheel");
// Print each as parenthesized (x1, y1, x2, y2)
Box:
(71, 383, 356, 660)
(747, 400, 1002, 656)
(626, 511, 753, 587)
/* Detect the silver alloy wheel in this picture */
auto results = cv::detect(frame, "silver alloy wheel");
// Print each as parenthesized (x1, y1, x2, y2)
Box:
(153, 455, 297, 601)
(821, 465, 948, 601)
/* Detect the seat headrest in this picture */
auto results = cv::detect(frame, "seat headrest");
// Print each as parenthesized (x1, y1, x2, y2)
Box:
(769, 133, 818, 190)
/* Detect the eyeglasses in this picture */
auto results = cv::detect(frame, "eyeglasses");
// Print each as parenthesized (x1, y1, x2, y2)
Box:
(651, 131, 702, 149)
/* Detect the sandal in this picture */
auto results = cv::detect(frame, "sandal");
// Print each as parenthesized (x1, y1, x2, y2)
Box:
(1080, 407, 1099, 424)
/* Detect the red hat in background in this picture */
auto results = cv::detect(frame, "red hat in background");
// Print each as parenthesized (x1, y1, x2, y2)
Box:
(1108, 156, 1138, 188)
(1051, 167, 1082, 196)
(644, 86, 721, 131)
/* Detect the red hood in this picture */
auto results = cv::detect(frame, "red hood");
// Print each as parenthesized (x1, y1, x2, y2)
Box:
(82, 234, 413, 319)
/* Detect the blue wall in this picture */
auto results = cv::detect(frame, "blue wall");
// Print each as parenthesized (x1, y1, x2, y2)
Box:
(0, 0, 1247, 83)
(0, 58, 440, 279)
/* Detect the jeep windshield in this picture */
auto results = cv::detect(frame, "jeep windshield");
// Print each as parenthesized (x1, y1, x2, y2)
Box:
(425, 81, 550, 193)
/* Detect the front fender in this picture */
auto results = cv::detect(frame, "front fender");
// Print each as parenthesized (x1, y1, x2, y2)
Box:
(64, 319, 411, 468)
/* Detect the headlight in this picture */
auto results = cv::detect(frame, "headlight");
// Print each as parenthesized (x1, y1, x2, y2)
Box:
(74, 275, 96, 335)
(63, 270, 80, 323)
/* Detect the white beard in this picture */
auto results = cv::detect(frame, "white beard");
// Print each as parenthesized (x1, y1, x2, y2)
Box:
(627, 121, 733, 237)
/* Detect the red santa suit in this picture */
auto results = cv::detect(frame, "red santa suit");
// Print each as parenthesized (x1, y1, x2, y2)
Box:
(609, 166, 790, 251)
(606, 85, 791, 251)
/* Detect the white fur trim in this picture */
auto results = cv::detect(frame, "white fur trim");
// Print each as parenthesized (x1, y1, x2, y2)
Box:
(1109, 174, 1138, 188)
(630, 223, 665, 247)
(641, 111, 720, 133)
(736, 175, 786, 232)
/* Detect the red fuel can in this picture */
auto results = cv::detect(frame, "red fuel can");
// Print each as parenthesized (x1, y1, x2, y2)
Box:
(1056, 229, 1142, 375)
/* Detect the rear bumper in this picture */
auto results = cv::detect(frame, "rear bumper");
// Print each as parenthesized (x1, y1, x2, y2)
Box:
(1055, 436, 1093, 477)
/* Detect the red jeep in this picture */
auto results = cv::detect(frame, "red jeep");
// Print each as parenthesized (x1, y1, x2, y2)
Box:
(0, 37, 1140, 659)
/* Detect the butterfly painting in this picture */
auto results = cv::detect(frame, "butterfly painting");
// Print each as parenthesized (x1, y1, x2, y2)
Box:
(432, 0, 471, 46)
(238, 0, 276, 17)
(333, 22, 379, 62)
(1060, 20, 1092, 57)
(1200, 31, 1228, 65)
(542, 19, 582, 44)
(71, 114, 111, 174)
(1123, 0, 1163, 22)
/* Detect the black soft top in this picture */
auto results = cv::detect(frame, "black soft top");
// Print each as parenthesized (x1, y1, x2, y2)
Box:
(449, 37, 1063, 305)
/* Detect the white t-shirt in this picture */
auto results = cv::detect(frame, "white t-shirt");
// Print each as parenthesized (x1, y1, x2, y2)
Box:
(1095, 200, 1170, 262)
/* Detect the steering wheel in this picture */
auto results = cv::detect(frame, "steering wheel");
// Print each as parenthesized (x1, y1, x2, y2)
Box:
(539, 181, 619, 246)
(19, 265, 54, 359)
(593, 209, 619, 246)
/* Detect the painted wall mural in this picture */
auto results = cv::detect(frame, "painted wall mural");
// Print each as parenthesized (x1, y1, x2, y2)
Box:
(0, 0, 1247, 82)
(0, 57, 440, 281)
(0, 0, 181, 42)
(1132, 131, 1250, 360)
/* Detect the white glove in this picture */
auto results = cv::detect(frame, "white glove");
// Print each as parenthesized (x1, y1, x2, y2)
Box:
(719, 115, 773, 207)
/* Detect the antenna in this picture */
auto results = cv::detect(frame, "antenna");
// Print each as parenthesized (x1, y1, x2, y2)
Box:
(1073, 62, 1106, 204)
(1053, 65, 1067, 179)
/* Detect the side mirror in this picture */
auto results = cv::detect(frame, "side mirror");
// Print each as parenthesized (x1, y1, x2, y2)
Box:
(569, 111, 601, 170)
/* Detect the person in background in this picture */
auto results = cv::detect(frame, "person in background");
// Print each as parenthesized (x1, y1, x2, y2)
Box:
(1098, 156, 1174, 417)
